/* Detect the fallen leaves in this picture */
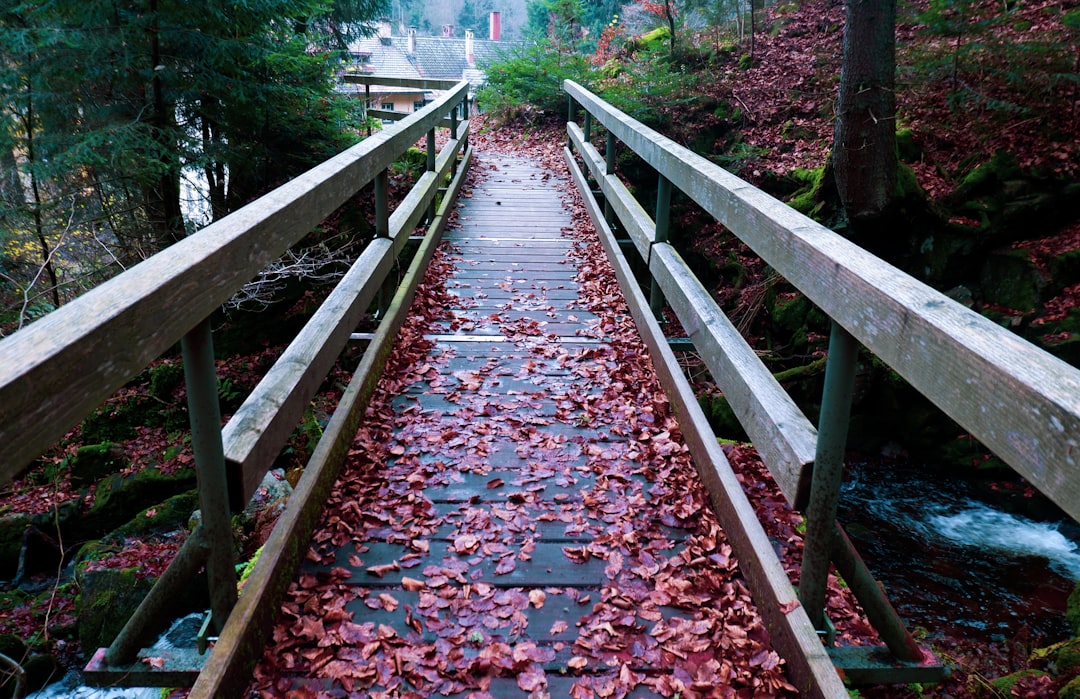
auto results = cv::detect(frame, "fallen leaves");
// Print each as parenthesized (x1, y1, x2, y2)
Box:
(248, 143, 811, 697)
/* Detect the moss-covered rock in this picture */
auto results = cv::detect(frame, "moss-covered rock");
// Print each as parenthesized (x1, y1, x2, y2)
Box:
(0, 513, 30, 579)
(69, 442, 127, 486)
(0, 633, 26, 661)
(107, 490, 200, 540)
(1053, 638, 1080, 676)
(23, 653, 60, 693)
(75, 564, 153, 651)
(80, 467, 196, 540)
(1068, 580, 1080, 636)
(977, 669, 1050, 697)
(698, 392, 748, 442)
(1062, 674, 1080, 699)
(980, 248, 1047, 312)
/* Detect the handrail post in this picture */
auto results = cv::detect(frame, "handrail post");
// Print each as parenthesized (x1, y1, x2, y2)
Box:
(798, 320, 859, 632)
(567, 96, 576, 147)
(426, 128, 437, 223)
(181, 318, 238, 633)
(583, 112, 592, 143)
(375, 168, 391, 315)
(649, 173, 672, 319)
(604, 131, 616, 223)
(374, 169, 389, 238)
(364, 84, 372, 137)
(461, 94, 470, 149)
(450, 106, 459, 179)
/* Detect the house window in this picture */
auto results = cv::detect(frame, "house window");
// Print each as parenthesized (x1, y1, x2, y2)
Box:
(413, 100, 427, 111)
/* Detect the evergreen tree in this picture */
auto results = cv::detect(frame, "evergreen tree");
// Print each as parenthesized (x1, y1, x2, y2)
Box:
(0, 0, 388, 328)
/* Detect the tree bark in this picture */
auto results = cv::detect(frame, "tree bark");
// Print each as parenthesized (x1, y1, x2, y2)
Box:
(832, 0, 897, 225)
(144, 0, 184, 251)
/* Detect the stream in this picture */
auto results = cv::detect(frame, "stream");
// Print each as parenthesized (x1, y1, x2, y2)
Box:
(838, 461, 1079, 642)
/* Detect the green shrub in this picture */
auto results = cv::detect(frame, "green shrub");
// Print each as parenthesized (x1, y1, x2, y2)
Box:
(477, 41, 594, 122)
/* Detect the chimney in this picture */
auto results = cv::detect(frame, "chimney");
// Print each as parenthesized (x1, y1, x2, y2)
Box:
(442, 24, 454, 38)
(489, 11, 501, 41)
(465, 29, 474, 66)
(407, 27, 416, 54)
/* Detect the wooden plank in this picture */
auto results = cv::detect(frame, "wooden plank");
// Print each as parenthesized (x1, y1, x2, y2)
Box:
(565, 79, 1080, 524)
(368, 109, 456, 130)
(0, 81, 470, 482)
(343, 74, 460, 91)
(564, 147, 848, 699)
(186, 145, 475, 699)
(650, 244, 818, 506)
(314, 541, 607, 587)
(221, 239, 394, 506)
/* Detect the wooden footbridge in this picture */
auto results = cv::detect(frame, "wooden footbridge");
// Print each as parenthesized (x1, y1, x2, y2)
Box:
(2, 77, 1079, 698)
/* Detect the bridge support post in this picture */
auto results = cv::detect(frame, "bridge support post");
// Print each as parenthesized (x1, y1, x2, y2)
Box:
(649, 174, 672, 320)
(375, 168, 392, 315)
(365, 84, 372, 137)
(798, 320, 858, 631)
(181, 319, 238, 633)
(95, 320, 238, 667)
(567, 96, 576, 147)
(426, 129, 437, 223)
(460, 95, 470, 150)
(450, 109, 459, 178)
(604, 132, 616, 223)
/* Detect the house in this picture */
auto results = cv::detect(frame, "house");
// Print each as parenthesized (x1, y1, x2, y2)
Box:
(340, 13, 516, 114)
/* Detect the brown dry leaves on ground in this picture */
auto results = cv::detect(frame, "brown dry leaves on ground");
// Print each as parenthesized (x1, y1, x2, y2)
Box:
(247, 128, 809, 697)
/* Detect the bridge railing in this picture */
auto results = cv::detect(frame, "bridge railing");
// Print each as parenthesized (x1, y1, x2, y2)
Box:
(564, 78, 1080, 696)
(0, 78, 472, 684)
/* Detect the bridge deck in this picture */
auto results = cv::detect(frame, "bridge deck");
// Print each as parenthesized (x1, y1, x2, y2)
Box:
(250, 153, 796, 696)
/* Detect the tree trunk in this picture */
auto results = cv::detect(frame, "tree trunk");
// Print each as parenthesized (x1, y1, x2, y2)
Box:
(832, 0, 897, 225)
(144, 0, 184, 251)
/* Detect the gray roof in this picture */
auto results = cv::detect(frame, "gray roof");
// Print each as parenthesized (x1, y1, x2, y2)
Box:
(348, 34, 516, 84)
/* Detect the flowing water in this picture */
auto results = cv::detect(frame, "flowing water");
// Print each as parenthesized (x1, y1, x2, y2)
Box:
(838, 462, 1079, 642)
(28, 614, 203, 699)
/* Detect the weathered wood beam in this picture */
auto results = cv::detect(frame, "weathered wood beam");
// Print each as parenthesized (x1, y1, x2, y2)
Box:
(568, 121, 818, 506)
(565, 79, 1080, 524)
(0, 82, 469, 482)
(564, 147, 848, 699)
(188, 145, 474, 699)
(343, 74, 460, 91)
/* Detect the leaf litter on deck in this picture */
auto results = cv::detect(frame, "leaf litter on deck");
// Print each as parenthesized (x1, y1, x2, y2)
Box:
(247, 137, 831, 698)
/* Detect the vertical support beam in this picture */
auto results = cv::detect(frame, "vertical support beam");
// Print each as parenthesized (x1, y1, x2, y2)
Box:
(364, 84, 371, 137)
(426, 128, 437, 223)
(604, 131, 616, 223)
(450, 107, 459, 179)
(374, 169, 389, 239)
(583, 112, 592, 143)
(798, 321, 859, 631)
(649, 173, 672, 319)
(461, 95, 470, 149)
(180, 319, 237, 633)
(567, 96, 576, 147)
(374, 168, 391, 315)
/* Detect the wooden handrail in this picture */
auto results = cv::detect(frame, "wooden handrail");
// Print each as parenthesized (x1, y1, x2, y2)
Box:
(0, 80, 469, 484)
(342, 74, 461, 91)
(564, 78, 1080, 524)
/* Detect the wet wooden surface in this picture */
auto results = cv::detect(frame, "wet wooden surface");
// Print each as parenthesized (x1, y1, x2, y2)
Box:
(270, 154, 788, 697)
